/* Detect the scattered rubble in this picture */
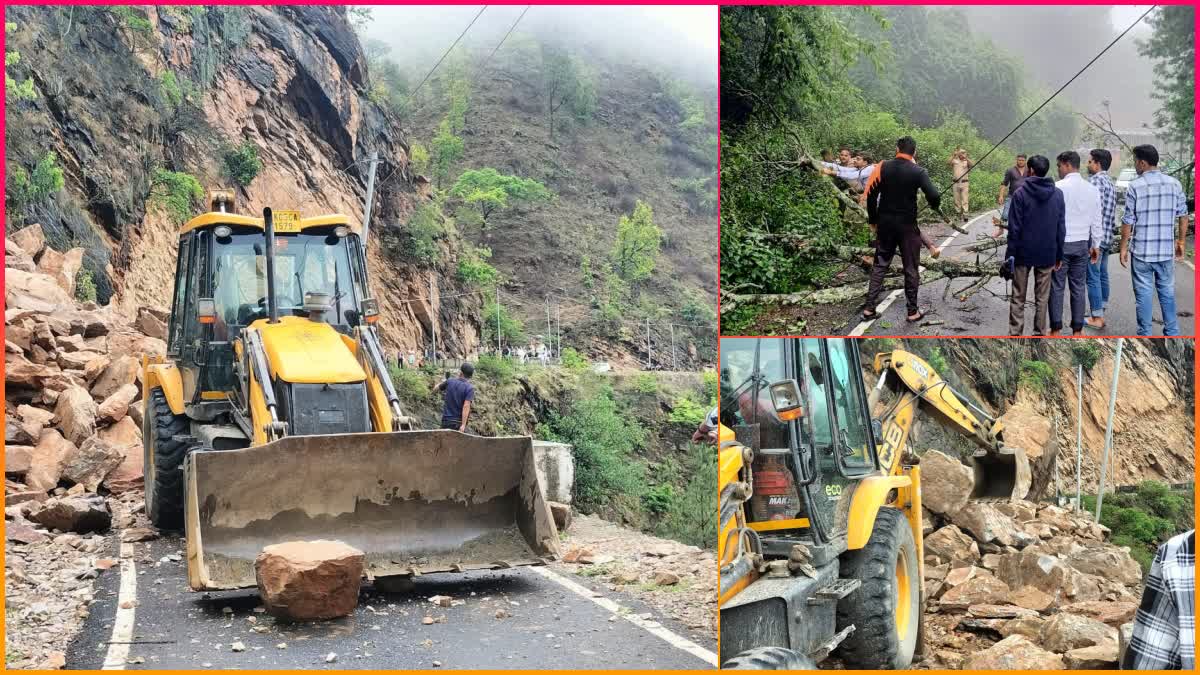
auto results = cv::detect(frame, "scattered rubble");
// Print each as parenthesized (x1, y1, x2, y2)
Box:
(255, 540, 365, 621)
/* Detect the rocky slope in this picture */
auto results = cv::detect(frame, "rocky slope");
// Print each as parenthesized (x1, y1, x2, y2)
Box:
(862, 338, 1195, 497)
(916, 449, 1150, 670)
(5, 6, 480, 355)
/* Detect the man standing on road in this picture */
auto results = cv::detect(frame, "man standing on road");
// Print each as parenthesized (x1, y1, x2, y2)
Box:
(1006, 155, 1065, 335)
(433, 362, 475, 432)
(862, 136, 941, 323)
(948, 147, 972, 223)
(1085, 149, 1117, 330)
(1120, 144, 1187, 336)
(997, 153, 1027, 228)
(1050, 151, 1102, 335)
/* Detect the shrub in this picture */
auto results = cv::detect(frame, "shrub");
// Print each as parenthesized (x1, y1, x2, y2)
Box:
(926, 346, 948, 374)
(1071, 341, 1101, 370)
(632, 373, 658, 395)
(668, 395, 707, 426)
(481, 299, 525, 347)
(389, 364, 429, 404)
(223, 142, 262, 187)
(542, 391, 647, 513)
(702, 371, 718, 405)
(150, 169, 204, 224)
(160, 71, 183, 108)
(405, 202, 445, 263)
(409, 142, 430, 176)
(642, 484, 674, 515)
(1018, 359, 1055, 393)
(6, 152, 64, 218)
(652, 442, 717, 547)
(561, 347, 589, 372)
(457, 246, 500, 288)
(476, 354, 513, 381)
(1080, 481, 1192, 571)
(74, 269, 97, 303)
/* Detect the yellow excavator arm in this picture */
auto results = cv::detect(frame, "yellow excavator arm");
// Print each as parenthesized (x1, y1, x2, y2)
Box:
(870, 349, 1030, 500)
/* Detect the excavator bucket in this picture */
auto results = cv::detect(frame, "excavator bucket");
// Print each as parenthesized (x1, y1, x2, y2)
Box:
(969, 445, 1031, 501)
(182, 430, 559, 591)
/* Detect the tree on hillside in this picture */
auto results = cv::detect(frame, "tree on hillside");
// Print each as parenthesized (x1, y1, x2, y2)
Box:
(449, 168, 552, 234)
(609, 200, 661, 284)
(363, 38, 411, 116)
(430, 118, 464, 190)
(541, 44, 596, 139)
(1139, 6, 1195, 161)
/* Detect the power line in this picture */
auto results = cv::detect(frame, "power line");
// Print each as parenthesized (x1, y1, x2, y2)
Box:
(948, 5, 1157, 188)
(406, 5, 488, 106)
(488, 5, 530, 60)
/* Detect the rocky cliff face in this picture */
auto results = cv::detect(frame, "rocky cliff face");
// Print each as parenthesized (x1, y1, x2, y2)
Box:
(5, 6, 478, 354)
(862, 338, 1195, 497)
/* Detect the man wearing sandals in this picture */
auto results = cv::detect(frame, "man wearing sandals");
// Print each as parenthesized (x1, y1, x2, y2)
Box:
(863, 136, 941, 324)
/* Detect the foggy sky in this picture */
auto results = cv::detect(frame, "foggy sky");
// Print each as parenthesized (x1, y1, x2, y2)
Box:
(359, 6, 717, 88)
(961, 5, 1160, 129)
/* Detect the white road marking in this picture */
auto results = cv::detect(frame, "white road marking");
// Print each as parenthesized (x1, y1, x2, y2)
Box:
(101, 541, 137, 670)
(850, 210, 997, 335)
(528, 565, 718, 667)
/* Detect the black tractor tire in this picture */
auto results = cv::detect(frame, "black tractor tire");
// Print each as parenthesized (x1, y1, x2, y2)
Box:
(144, 388, 191, 530)
(834, 506, 920, 669)
(723, 647, 817, 670)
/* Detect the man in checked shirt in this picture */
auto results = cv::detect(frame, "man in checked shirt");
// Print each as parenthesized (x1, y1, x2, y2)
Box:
(1118, 144, 1188, 336)
(1084, 149, 1117, 330)
(1122, 530, 1195, 669)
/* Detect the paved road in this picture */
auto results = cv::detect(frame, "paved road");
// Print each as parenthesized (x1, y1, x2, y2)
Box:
(849, 209, 1195, 336)
(67, 535, 716, 670)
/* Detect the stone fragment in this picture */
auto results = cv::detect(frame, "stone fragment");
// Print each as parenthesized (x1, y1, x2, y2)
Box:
(255, 540, 365, 621)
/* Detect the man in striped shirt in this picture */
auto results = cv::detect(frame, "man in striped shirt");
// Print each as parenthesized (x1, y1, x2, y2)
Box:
(1122, 530, 1195, 669)
(1119, 144, 1188, 336)
(1085, 149, 1118, 330)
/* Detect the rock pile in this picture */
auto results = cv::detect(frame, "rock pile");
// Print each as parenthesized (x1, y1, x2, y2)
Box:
(919, 450, 1145, 670)
(6, 227, 170, 666)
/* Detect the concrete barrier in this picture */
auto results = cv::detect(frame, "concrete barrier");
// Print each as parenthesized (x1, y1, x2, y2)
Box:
(532, 440, 574, 505)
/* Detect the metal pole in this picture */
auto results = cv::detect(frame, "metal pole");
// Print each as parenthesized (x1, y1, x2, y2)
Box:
(556, 305, 561, 362)
(1075, 363, 1083, 513)
(430, 277, 437, 364)
(361, 150, 380, 254)
(1095, 338, 1123, 522)
(545, 299, 551, 363)
(646, 318, 652, 369)
(495, 287, 501, 353)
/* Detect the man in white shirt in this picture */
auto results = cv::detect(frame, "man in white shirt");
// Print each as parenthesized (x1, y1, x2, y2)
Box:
(1050, 150, 1102, 335)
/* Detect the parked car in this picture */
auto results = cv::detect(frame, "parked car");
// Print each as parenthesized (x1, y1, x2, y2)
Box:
(1115, 168, 1138, 203)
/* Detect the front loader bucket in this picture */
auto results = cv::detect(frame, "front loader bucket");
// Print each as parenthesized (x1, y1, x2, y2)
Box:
(969, 445, 1031, 501)
(183, 430, 559, 591)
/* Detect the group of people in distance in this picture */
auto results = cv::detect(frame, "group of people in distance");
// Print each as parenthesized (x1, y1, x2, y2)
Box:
(849, 136, 1187, 335)
(1002, 144, 1187, 336)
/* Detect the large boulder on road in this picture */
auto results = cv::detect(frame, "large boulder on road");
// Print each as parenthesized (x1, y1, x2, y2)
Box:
(256, 540, 365, 621)
(1041, 612, 1117, 653)
(54, 385, 98, 446)
(964, 635, 1064, 670)
(27, 494, 112, 533)
(920, 450, 973, 516)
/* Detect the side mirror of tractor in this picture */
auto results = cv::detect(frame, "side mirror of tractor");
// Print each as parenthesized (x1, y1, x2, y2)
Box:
(197, 298, 217, 325)
(361, 297, 380, 325)
(768, 379, 804, 421)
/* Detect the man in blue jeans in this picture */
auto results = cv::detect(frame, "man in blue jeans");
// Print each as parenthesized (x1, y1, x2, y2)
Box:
(1119, 144, 1188, 336)
(1085, 149, 1117, 330)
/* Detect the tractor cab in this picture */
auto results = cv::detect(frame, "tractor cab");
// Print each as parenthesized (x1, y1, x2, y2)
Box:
(163, 201, 380, 416)
(720, 337, 882, 555)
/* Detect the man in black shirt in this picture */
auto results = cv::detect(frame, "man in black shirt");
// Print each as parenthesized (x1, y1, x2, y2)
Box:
(433, 363, 476, 432)
(862, 136, 942, 322)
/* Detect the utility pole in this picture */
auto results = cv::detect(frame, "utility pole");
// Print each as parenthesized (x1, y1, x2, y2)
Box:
(555, 305, 561, 363)
(429, 277, 437, 364)
(1075, 364, 1083, 513)
(495, 287, 502, 353)
(545, 299, 551, 361)
(361, 150, 380, 254)
(1095, 338, 1123, 522)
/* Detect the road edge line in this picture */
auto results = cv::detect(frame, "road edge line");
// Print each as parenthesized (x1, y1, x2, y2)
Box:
(528, 565, 718, 667)
(101, 541, 137, 670)
(849, 209, 997, 335)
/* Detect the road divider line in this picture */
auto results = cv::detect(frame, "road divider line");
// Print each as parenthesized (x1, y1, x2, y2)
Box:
(101, 541, 137, 670)
(529, 566, 718, 667)
(850, 210, 997, 336)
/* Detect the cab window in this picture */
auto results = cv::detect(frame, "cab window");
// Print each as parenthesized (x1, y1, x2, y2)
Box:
(826, 339, 874, 470)
(167, 234, 194, 355)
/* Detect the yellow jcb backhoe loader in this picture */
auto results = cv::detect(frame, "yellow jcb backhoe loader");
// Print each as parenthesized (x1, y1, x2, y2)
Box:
(717, 338, 1029, 669)
(141, 193, 557, 591)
